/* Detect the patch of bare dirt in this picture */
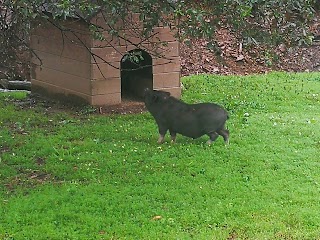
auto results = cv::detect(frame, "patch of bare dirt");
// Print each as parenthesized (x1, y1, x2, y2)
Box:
(98, 99, 146, 115)
(11, 93, 146, 116)
(4, 169, 54, 192)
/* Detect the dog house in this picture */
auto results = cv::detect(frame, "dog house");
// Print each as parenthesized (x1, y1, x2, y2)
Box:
(30, 13, 181, 106)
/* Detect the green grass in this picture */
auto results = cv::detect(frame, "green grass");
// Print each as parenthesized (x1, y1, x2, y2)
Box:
(1, 72, 320, 239)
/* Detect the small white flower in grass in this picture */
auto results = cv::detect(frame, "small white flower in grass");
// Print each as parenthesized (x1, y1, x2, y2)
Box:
(168, 218, 175, 224)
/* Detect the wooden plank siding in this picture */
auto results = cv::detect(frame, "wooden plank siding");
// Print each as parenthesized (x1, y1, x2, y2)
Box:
(91, 93, 121, 106)
(31, 35, 91, 63)
(92, 27, 177, 47)
(91, 77, 120, 95)
(33, 66, 91, 94)
(91, 63, 120, 80)
(153, 56, 180, 74)
(33, 50, 90, 78)
(153, 72, 180, 89)
(91, 41, 179, 64)
(32, 79, 92, 104)
(31, 14, 181, 106)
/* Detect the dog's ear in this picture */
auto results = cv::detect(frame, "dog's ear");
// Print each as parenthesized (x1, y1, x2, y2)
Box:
(143, 88, 150, 98)
(152, 94, 159, 102)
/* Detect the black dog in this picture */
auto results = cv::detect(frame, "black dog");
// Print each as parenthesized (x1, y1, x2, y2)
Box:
(144, 89, 229, 144)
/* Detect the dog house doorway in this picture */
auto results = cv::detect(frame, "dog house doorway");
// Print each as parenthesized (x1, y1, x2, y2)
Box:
(120, 49, 153, 101)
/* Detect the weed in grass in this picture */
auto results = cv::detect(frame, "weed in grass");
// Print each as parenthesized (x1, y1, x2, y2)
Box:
(1, 72, 320, 239)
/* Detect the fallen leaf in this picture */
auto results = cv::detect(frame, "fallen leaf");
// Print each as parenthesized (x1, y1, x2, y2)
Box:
(236, 55, 245, 61)
(152, 215, 162, 221)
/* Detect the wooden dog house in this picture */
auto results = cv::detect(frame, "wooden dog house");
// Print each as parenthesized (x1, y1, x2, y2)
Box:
(30, 13, 181, 106)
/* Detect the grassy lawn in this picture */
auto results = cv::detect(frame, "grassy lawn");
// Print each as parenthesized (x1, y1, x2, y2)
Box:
(1, 72, 320, 239)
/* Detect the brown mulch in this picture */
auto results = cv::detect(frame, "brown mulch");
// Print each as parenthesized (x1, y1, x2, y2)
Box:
(97, 100, 146, 115)
(181, 38, 320, 77)
(180, 16, 320, 76)
(11, 93, 147, 116)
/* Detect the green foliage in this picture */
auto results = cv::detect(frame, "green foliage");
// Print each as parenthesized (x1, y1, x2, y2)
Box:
(1, 0, 318, 79)
(122, 50, 144, 64)
(1, 72, 320, 239)
(221, 0, 317, 47)
(0, 1, 33, 80)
